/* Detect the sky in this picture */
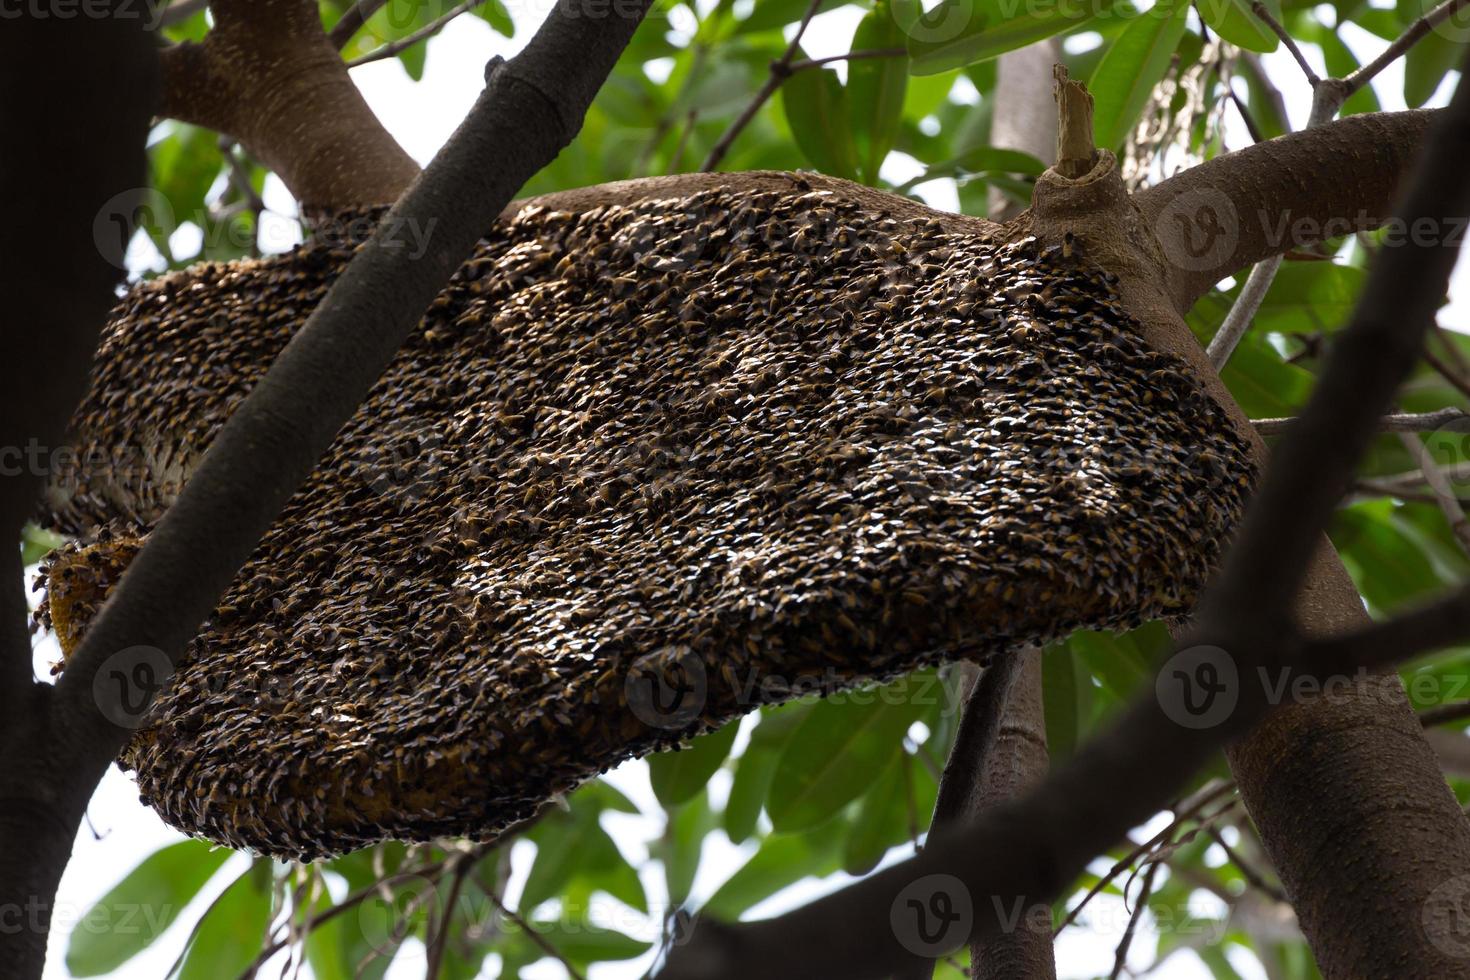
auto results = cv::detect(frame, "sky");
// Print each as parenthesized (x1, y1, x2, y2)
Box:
(36, 4, 1466, 979)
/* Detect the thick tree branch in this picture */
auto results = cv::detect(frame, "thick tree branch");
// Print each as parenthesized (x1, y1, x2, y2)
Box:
(657, 58, 1470, 980)
(0, 8, 157, 974)
(158, 0, 421, 207)
(1136, 109, 1439, 312)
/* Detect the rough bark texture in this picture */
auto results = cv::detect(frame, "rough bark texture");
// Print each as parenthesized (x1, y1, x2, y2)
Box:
(158, 0, 421, 207)
(966, 654, 1054, 980)
(0, 9, 157, 977)
(1137, 108, 1438, 310)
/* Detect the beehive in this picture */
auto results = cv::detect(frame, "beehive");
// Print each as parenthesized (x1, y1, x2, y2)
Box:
(37, 179, 1255, 860)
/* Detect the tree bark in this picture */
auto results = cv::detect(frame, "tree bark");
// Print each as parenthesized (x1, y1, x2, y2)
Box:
(1135, 108, 1438, 310)
(986, 40, 1059, 220)
(158, 0, 421, 208)
(0, 8, 158, 975)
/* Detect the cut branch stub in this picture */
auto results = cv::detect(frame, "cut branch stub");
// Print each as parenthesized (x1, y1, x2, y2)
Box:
(1053, 65, 1097, 180)
(37, 175, 1254, 860)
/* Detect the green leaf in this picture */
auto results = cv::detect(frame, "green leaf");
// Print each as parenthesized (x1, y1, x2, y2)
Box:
(522, 791, 647, 914)
(1253, 263, 1367, 334)
(849, 3, 910, 183)
(66, 841, 232, 977)
(1088, 0, 1190, 149)
(1216, 332, 1315, 418)
(781, 63, 861, 180)
(704, 829, 843, 919)
(1405, 31, 1462, 107)
(177, 861, 272, 980)
(725, 704, 810, 843)
(738, 0, 850, 34)
(20, 523, 65, 565)
(522, 919, 652, 964)
(474, 0, 515, 37)
(1197, 0, 1280, 52)
(842, 753, 937, 874)
(648, 720, 740, 808)
(767, 685, 926, 832)
(654, 791, 716, 906)
(1042, 643, 1084, 758)
(902, 0, 1119, 75)
(1332, 500, 1454, 611)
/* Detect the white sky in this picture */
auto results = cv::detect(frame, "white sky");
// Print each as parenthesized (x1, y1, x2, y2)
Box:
(41, 5, 1465, 979)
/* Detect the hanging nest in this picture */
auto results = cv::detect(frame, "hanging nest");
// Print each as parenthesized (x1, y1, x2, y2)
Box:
(37, 176, 1254, 860)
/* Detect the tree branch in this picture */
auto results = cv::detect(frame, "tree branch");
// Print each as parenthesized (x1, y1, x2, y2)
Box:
(329, 0, 390, 49)
(1254, 407, 1470, 435)
(158, 0, 421, 207)
(700, 0, 824, 172)
(1136, 109, 1439, 312)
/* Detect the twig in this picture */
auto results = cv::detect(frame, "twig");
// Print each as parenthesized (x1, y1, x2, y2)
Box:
(1204, 79, 1348, 367)
(159, 0, 209, 28)
(1421, 699, 1470, 727)
(1254, 407, 1470, 435)
(1202, 825, 1288, 903)
(1226, 85, 1266, 145)
(1108, 853, 1163, 980)
(1424, 347, 1470, 402)
(347, 0, 488, 68)
(700, 0, 824, 172)
(1056, 781, 1234, 933)
(1398, 430, 1470, 554)
(1343, 0, 1470, 98)
(329, 0, 390, 49)
(787, 48, 907, 73)
(1250, 2, 1319, 85)
(483, 889, 588, 980)
(425, 855, 474, 980)
(1206, 255, 1284, 369)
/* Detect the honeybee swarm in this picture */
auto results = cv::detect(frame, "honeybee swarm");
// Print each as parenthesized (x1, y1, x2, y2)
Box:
(37, 185, 1254, 860)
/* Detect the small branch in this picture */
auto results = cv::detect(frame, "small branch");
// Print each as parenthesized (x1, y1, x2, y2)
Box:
(1056, 782, 1234, 933)
(330, 0, 390, 49)
(1421, 700, 1470, 727)
(425, 855, 473, 980)
(1107, 854, 1163, 980)
(787, 48, 907, 73)
(1424, 346, 1470, 402)
(346, 0, 488, 68)
(1254, 407, 1470, 435)
(1251, 2, 1319, 85)
(1343, 0, 1470, 98)
(1202, 825, 1289, 903)
(1205, 255, 1283, 369)
(482, 889, 588, 980)
(1398, 430, 1470, 554)
(700, 0, 824, 172)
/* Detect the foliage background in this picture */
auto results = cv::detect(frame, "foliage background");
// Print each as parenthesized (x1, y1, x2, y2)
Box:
(30, 0, 1470, 976)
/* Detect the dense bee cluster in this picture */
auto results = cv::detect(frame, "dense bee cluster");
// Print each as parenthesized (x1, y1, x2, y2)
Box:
(38, 184, 1255, 860)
